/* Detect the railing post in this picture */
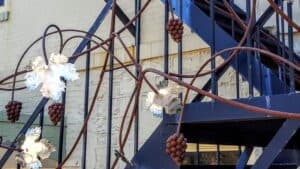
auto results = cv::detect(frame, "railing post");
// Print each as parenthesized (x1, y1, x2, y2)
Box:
(287, 0, 295, 93)
(280, 0, 287, 93)
(134, 0, 141, 155)
(164, 0, 169, 80)
(39, 107, 44, 139)
(82, 41, 91, 169)
(58, 80, 66, 164)
(246, 0, 253, 97)
(230, 0, 240, 99)
(275, 4, 282, 81)
(210, 0, 217, 96)
(107, 1, 116, 168)
(178, 0, 183, 100)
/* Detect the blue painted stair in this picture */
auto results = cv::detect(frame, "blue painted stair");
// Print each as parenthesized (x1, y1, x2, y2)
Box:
(126, 1, 300, 169)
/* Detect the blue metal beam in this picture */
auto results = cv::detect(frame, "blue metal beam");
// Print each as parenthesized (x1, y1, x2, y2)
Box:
(236, 147, 253, 169)
(173, 93, 300, 124)
(104, 0, 136, 36)
(125, 121, 178, 169)
(70, 0, 113, 63)
(254, 0, 280, 29)
(251, 119, 300, 169)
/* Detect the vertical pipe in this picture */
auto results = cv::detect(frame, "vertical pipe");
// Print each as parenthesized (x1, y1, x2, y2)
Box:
(134, 0, 141, 154)
(39, 108, 44, 139)
(107, 1, 116, 168)
(178, 0, 183, 100)
(287, 1, 295, 93)
(231, 0, 240, 99)
(280, 0, 287, 93)
(82, 42, 91, 169)
(210, 0, 217, 95)
(246, 0, 253, 97)
(216, 144, 220, 165)
(256, 27, 263, 95)
(107, 30, 114, 169)
(58, 80, 66, 164)
(210, 1, 219, 163)
(275, 7, 282, 81)
(196, 143, 200, 165)
(164, 0, 169, 78)
(210, 1, 220, 164)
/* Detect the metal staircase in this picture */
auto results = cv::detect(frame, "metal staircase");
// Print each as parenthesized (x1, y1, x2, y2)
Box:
(126, 0, 300, 169)
(0, 0, 299, 169)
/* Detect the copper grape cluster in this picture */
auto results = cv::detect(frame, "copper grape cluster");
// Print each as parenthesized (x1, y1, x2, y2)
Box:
(167, 18, 184, 43)
(5, 101, 22, 123)
(166, 133, 187, 166)
(48, 103, 64, 125)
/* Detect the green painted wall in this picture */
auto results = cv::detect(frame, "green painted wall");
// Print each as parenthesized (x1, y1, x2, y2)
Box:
(0, 111, 66, 160)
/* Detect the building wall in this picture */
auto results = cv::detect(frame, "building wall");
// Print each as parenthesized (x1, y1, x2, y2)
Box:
(0, 0, 299, 169)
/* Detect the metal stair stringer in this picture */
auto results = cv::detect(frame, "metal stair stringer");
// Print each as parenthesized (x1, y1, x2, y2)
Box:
(164, 0, 286, 95)
(125, 121, 178, 169)
(251, 119, 300, 169)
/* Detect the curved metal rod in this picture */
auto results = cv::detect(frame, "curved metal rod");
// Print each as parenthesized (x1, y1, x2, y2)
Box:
(0, 145, 23, 152)
(55, 50, 110, 169)
(55, 1, 152, 168)
(176, 0, 257, 134)
(68, 0, 152, 62)
(118, 86, 139, 154)
(169, 46, 300, 79)
(7, 29, 106, 101)
(61, 35, 102, 53)
(4, 0, 149, 100)
(142, 68, 300, 118)
(0, 87, 26, 91)
(7, 0, 300, 168)
(222, 0, 247, 30)
(0, 70, 28, 86)
(0, 30, 105, 86)
(42, 24, 64, 64)
(142, 68, 300, 119)
(267, 0, 300, 31)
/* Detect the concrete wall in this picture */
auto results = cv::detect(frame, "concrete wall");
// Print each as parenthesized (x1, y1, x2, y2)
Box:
(0, 0, 299, 169)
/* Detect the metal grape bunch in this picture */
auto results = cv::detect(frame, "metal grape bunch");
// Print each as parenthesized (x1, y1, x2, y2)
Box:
(5, 101, 22, 123)
(167, 18, 184, 43)
(166, 133, 187, 165)
(48, 103, 64, 125)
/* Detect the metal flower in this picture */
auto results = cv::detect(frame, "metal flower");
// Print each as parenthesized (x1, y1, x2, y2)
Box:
(146, 81, 183, 116)
(24, 54, 79, 101)
(16, 127, 55, 169)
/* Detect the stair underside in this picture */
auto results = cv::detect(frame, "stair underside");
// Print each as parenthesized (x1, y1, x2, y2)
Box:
(181, 165, 298, 169)
(165, 93, 300, 147)
(180, 119, 300, 148)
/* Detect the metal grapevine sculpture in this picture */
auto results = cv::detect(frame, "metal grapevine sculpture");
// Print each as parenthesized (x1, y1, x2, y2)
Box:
(0, 0, 300, 168)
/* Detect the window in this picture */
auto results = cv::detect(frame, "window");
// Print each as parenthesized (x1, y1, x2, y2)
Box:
(0, 0, 9, 22)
